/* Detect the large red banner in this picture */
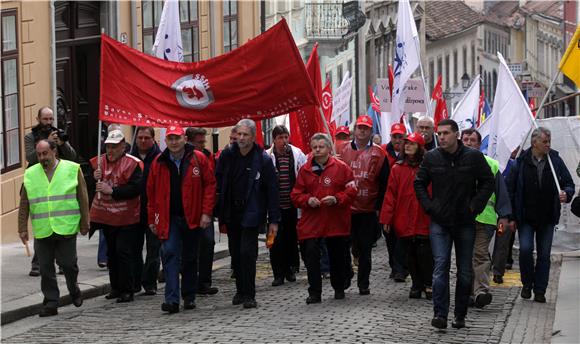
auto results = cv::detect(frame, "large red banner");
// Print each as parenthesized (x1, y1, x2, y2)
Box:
(99, 19, 318, 127)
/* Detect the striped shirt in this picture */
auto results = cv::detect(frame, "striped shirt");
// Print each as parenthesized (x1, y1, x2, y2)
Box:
(276, 151, 292, 209)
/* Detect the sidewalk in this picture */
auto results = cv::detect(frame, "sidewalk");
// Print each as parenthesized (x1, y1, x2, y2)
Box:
(0, 225, 234, 325)
(551, 251, 580, 344)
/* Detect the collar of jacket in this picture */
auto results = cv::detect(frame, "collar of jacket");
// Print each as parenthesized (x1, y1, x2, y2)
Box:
(303, 155, 337, 173)
(158, 143, 194, 164)
(438, 140, 465, 160)
(131, 143, 160, 162)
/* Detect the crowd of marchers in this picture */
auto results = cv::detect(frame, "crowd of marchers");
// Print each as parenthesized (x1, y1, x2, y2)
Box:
(19, 106, 578, 330)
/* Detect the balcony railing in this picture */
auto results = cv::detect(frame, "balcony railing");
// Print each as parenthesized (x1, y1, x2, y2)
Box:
(305, 3, 350, 40)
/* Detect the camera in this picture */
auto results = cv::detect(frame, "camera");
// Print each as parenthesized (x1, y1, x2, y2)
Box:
(51, 126, 69, 142)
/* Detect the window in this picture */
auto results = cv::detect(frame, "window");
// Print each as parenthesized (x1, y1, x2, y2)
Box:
(337, 64, 343, 84)
(223, 1, 238, 53)
(445, 54, 450, 90)
(347, 60, 353, 80)
(1, 10, 21, 172)
(471, 44, 476, 76)
(142, 0, 199, 62)
(429, 59, 434, 91)
(437, 56, 442, 83)
(463, 46, 467, 76)
(453, 50, 458, 86)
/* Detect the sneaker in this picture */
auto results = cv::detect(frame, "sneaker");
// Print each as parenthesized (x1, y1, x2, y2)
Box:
(474, 292, 492, 308)
(452, 316, 466, 329)
(359, 288, 370, 296)
(243, 298, 257, 309)
(232, 293, 245, 305)
(431, 316, 447, 329)
(521, 286, 532, 299)
(306, 295, 321, 304)
(197, 286, 219, 295)
(39, 307, 58, 317)
(161, 302, 179, 313)
(184, 299, 196, 309)
(29, 267, 40, 277)
(271, 277, 285, 287)
(409, 289, 422, 299)
(334, 290, 345, 300)
(533, 292, 546, 303)
(493, 275, 504, 284)
(285, 271, 296, 282)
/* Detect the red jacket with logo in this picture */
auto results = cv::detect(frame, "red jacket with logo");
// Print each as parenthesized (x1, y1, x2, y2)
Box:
(379, 161, 430, 237)
(147, 149, 216, 240)
(291, 156, 357, 240)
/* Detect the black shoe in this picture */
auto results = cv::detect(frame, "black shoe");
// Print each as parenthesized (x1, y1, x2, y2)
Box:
(493, 275, 504, 284)
(424, 287, 433, 300)
(394, 273, 406, 283)
(141, 288, 157, 296)
(521, 286, 532, 299)
(158, 269, 165, 283)
(197, 286, 219, 295)
(409, 289, 422, 299)
(306, 295, 321, 304)
(161, 302, 179, 313)
(116, 293, 134, 303)
(321, 272, 331, 279)
(243, 298, 257, 309)
(359, 288, 370, 296)
(29, 267, 40, 277)
(71, 289, 83, 307)
(184, 299, 196, 309)
(474, 292, 492, 308)
(232, 293, 245, 305)
(285, 271, 296, 282)
(533, 292, 546, 303)
(105, 291, 120, 300)
(431, 316, 447, 329)
(334, 290, 345, 300)
(39, 307, 58, 317)
(452, 316, 466, 329)
(271, 277, 285, 287)
(98, 262, 107, 268)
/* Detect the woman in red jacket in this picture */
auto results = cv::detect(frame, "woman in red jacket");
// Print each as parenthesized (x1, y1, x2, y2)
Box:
(380, 132, 433, 299)
(291, 133, 357, 304)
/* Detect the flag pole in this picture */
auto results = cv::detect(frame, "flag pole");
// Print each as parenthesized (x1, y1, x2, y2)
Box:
(318, 105, 336, 155)
(97, 120, 103, 199)
(414, 37, 432, 118)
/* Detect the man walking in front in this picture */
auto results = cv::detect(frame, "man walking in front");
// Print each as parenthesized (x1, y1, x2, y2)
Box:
(216, 119, 280, 309)
(415, 119, 494, 329)
(148, 126, 216, 313)
(19, 140, 89, 317)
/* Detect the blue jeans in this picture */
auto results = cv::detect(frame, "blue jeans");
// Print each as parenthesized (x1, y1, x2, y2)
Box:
(430, 222, 476, 319)
(161, 216, 201, 305)
(518, 223, 555, 294)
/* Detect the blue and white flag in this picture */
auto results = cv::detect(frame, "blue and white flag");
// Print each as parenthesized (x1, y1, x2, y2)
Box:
(392, 0, 420, 119)
(451, 75, 480, 132)
(479, 53, 534, 171)
(152, 0, 183, 150)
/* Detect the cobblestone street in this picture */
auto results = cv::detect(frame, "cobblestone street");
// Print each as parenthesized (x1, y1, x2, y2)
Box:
(1, 241, 560, 344)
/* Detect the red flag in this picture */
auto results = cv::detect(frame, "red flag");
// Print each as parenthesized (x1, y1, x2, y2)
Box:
(99, 19, 317, 127)
(321, 81, 335, 138)
(388, 64, 394, 98)
(369, 86, 380, 113)
(255, 120, 264, 147)
(289, 44, 325, 153)
(432, 75, 443, 101)
(433, 98, 448, 128)
(529, 97, 537, 118)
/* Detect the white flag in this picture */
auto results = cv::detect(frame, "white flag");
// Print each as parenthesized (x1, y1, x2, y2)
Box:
(152, 0, 183, 150)
(331, 72, 353, 126)
(484, 53, 534, 171)
(392, 0, 420, 119)
(451, 75, 480, 132)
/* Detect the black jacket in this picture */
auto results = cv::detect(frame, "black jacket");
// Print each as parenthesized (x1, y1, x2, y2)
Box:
(414, 140, 495, 227)
(130, 143, 161, 224)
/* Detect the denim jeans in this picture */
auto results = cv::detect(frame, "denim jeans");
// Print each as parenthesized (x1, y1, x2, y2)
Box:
(518, 223, 555, 295)
(430, 222, 476, 319)
(161, 216, 201, 305)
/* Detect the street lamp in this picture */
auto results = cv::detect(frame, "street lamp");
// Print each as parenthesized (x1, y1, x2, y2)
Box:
(461, 73, 470, 91)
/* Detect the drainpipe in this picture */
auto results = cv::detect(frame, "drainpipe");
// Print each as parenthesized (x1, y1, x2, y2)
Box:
(130, 0, 138, 48)
(210, 1, 219, 153)
(50, 1, 57, 125)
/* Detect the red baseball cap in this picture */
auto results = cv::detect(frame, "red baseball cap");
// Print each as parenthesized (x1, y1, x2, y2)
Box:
(336, 126, 350, 136)
(355, 115, 373, 128)
(166, 126, 184, 136)
(390, 123, 407, 135)
(405, 132, 426, 147)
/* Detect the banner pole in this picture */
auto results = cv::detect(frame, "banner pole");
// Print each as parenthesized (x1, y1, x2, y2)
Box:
(318, 106, 336, 155)
(97, 120, 103, 199)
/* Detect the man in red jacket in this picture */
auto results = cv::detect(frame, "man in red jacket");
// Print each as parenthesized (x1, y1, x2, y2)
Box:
(291, 133, 357, 304)
(147, 126, 216, 313)
(337, 115, 389, 295)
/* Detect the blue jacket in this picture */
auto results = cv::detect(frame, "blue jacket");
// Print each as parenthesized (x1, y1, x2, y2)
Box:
(507, 148, 575, 225)
(215, 142, 280, 227)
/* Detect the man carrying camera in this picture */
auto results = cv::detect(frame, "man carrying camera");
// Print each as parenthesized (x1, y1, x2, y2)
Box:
(24, 106, 77, 277)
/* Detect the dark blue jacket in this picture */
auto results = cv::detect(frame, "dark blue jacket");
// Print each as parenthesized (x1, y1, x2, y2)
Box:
(215, 142, 280, 227)
(507, 148, 575, 225)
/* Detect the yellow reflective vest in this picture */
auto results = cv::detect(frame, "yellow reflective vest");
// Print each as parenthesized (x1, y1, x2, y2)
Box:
(23, 160, 81, 238)
(476, 156, 500, 226)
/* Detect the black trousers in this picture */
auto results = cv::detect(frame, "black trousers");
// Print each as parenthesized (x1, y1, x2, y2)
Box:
(351, 213, 379, 290)
(198, 221, 216, 289)
(35, 233, 80, 308)
(227, 223, 259, 299)
(383, 228, 408, 277)
(269, 207, 298, 279)
(102, 223, 141, 295)
(398, 235, 433, 290)
(301, 236, 348, 296)
(133, 223, 161, 291)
